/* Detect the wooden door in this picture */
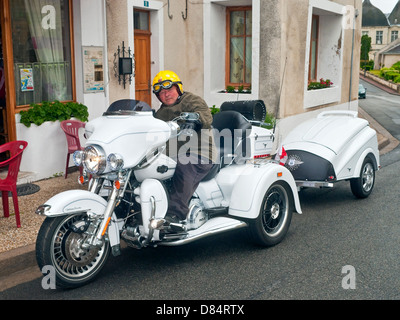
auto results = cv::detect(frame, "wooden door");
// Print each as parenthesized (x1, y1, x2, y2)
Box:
(0, 0, 9, 145)
(134, 32, 151, 105)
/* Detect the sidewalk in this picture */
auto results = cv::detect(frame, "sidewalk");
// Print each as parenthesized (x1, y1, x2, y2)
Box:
(0, 170, 86, 291)
(359, 72, 400, 153)
(1, 102, 400, 291)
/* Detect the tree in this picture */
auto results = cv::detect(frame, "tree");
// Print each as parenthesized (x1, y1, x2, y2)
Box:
(361, 34, 372, 66)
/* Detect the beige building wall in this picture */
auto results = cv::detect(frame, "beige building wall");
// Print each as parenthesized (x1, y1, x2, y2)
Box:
(279, 0, 362, 119)
(339, 0, 362, 106)
(279, 0, 308, 118)
(161, 0, 204, 98)
(105, 0, 132, 104)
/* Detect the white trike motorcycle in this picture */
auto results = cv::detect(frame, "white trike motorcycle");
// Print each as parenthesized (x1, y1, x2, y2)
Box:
(35, 99, 302, 289)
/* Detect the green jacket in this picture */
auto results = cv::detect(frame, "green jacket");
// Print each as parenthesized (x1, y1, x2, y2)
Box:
(155, 92, 217, 163)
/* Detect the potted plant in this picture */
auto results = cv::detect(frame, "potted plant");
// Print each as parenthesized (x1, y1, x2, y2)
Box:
(307, 78, 333, 90)
(19, 100, 89, 127)
(16, 101, 89, 181)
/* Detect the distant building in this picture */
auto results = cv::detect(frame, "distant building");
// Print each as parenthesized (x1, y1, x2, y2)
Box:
(361, 0, 400, 68)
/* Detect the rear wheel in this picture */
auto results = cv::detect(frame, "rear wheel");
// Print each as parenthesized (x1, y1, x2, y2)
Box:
(248, 182, 293, 247)
(350, 157, 375, 198)
(36, 214, 110, 289)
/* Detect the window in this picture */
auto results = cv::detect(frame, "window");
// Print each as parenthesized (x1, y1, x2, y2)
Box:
(204, 0, 259, 107)
(304, 0, 344, 108)
(134, 10, 149, 31)
(308, 15, 319, 82)
(226, 7, 252, 89)
(376, 31, 383, 45)
(10, 0, 73, 106)
(391, 31, 398, 42)
(362, 31, 369, 36)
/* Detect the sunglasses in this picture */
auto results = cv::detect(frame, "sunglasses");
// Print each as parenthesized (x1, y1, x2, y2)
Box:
(153, 80, 182, 94)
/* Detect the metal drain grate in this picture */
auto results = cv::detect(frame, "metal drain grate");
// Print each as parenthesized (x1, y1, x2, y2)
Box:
(8, 183, 41, 197)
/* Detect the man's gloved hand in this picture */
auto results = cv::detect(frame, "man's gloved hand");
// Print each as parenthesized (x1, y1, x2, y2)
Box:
(180, 119, 202, 131)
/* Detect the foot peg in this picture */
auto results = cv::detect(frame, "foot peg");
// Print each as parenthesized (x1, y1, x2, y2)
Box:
(150, 218, 165, 229)
(168, 222, 186, 232)
(150, 218, 186, 232)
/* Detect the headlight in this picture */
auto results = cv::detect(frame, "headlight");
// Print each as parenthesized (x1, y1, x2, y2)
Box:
(73, 150, 83, 166)
(83, 145, 106, 174)
(107, 153, 124, 170)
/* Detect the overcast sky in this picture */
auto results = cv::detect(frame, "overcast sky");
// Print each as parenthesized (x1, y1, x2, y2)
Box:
(369, 0, 398, 14)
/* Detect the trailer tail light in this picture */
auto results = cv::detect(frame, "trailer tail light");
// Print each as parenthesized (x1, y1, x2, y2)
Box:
(254, 154, 270, 159)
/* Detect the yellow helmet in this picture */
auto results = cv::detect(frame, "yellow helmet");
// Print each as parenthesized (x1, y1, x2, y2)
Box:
(152, 70, 183, 95)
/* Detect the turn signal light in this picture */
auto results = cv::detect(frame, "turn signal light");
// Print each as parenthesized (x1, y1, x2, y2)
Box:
(101, 217, 111, 236)
(78, 175, 85, 185)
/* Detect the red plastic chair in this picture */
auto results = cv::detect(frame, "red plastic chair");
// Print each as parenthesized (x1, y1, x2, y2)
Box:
(0, 140, 28, 228)
(60, 119, 86, 179)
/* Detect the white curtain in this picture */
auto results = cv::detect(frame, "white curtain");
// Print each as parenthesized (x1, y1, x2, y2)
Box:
(229, 10, 252, 84)
(24, 0, 66, 101)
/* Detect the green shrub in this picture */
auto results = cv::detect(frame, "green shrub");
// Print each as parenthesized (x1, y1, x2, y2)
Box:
(360, 60, 374, 70)
(384, 71, 399, 81)
(262, 112, 275, 130)
(210, 105, 220, 116)
(391, 61, 400, 71)
(380, 67, 391, 77)
(394, 75, 400, 83)
(226, 86, 235, 93)
(20, 100, 89, 127)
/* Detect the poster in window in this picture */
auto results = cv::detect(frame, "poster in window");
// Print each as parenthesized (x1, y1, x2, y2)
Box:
(83, 46, 104, 93)
(20, 68, 34, 92)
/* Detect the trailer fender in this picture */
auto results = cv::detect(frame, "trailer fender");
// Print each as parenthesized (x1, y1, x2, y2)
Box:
(353, 149, 380, 176)
(228, 164, 302, 219)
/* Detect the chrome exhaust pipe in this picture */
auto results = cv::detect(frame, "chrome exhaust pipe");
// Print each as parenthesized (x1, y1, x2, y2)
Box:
(159, 219, 247, 246)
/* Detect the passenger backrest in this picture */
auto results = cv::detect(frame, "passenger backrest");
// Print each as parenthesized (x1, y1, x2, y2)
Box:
(211, 110, 252, 168)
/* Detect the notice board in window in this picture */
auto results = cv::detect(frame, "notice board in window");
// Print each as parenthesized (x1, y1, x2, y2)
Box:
(83, 46, 104, 93)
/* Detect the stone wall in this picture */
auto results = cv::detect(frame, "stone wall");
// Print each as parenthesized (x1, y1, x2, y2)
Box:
(361, 71, 400, 93)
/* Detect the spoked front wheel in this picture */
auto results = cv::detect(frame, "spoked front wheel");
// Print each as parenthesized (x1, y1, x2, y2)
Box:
(36, 214, 110, 289)
(248, 182, 293, 247)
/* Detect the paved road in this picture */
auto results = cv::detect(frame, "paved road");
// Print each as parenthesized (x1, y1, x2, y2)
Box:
(1, 155, 400, 301)
(359, 78, 400, 141)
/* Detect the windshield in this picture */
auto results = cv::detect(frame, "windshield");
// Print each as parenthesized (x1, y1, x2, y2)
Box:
(103, 99, 152, 115)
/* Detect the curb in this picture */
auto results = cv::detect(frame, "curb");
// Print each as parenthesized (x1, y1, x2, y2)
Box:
(358, 107, 400, 155)
(0, 244, 36, 279)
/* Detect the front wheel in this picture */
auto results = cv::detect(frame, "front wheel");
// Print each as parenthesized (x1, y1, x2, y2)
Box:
(36, 214, 110, 289)
(350, 157, 375, 198)
(248, 182, 293, 247)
